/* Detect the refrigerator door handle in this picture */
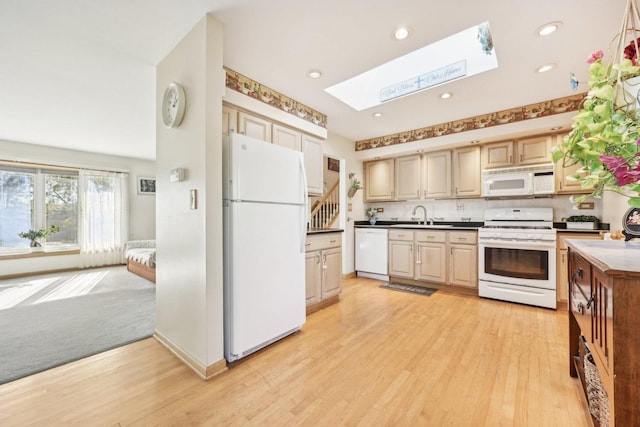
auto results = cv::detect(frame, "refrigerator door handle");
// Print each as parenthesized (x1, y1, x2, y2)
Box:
(299, 155, 309, 253)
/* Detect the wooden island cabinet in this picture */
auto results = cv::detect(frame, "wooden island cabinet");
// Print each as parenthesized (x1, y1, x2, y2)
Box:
(567, 239, 640, 426)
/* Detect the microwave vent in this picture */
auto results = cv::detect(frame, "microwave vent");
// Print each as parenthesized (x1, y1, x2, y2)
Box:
(482, 163, 554, 175)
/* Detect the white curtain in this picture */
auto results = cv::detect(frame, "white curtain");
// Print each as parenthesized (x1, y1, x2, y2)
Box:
(78, 170, 129, 268)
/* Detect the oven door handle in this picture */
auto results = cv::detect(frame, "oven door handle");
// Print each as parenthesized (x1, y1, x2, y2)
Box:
(478, 239, 556, 249)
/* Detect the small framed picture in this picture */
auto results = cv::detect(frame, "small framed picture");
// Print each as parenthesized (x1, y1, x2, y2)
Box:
(137, 176, 156, 195)
(622, 207, 640, 240)
(327, 157, 340, 172)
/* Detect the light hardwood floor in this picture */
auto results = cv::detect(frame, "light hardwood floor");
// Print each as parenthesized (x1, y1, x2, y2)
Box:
(0, 277, 592, 426)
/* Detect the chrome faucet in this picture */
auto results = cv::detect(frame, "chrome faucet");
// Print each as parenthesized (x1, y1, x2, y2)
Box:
(412, 205, 432, 225)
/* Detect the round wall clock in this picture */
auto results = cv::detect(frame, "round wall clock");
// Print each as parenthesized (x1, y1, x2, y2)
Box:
(162, 82, 186, 128)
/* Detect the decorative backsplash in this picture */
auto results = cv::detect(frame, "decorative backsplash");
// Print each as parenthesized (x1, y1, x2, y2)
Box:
(225, 67, 328, 129)
(355, 93, 586, 151)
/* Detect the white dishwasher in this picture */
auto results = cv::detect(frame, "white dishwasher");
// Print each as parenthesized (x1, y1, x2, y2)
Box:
(355, 227, 389, 281)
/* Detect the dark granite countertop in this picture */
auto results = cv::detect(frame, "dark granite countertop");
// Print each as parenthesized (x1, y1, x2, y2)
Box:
(307, 228, 344, 235)
(354, 220, 610, 233)
(354, 220, 483, 230)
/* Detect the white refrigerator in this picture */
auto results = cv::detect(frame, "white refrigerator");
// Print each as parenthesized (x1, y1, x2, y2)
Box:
(223, 133, 308, 362)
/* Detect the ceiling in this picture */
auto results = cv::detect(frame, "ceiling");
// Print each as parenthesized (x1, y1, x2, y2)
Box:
(0, 0, 628, 160)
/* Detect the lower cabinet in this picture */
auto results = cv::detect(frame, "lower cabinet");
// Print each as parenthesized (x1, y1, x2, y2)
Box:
(388, 229, 477, 290)
(305, 232, 342, 313)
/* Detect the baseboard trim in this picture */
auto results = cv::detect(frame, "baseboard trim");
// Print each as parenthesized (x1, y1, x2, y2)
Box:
(154, 331, 228, 381)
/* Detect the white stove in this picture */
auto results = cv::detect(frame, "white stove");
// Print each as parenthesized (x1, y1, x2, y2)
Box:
(478, 208, 557, 309)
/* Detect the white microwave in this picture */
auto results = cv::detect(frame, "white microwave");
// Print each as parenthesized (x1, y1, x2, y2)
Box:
(482, 164, 555, 198)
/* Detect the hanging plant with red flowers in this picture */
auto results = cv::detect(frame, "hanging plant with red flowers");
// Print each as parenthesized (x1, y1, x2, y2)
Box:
(553, 0, 640, 208)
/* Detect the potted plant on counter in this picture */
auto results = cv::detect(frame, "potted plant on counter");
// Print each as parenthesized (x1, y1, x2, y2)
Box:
(565, 215, 601, 230)
(366, 208, 378, 225)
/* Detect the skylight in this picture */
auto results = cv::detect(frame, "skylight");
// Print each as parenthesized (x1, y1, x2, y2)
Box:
(324, 22, 498, 111)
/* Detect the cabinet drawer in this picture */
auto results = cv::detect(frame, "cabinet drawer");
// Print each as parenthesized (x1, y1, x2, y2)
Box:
(415, 230, 446, 243)
(388, 229, 414, 241)
(305, 233, 341, 252)
(448, 231, 477, 244)
(571, 253, 591, 297)
(570, 281, 592, 341)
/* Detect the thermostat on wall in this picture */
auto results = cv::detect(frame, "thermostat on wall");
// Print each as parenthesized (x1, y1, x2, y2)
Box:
(170, 168, 185, 182)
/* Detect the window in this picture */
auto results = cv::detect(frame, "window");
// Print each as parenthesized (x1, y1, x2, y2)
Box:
(0, 166, 79, 250)
(0, 169, 34, 248)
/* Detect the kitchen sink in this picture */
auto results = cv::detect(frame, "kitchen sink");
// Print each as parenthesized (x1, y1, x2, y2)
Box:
(389, 224, 453, 229)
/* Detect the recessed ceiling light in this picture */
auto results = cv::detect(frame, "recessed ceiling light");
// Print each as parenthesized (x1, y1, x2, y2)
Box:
(417, 149, 424, 153)
(373, 112, 383, 117)
(536, 21, 563, 36)
(536, 63, 556, 73)
(392, 27, 411, 41)
(308, 69, 322, 79)
(550, 126, 562, 131)
(374, 156, 381, 160)
(470, 140, 480, 144)
(439, 92, 452, 99)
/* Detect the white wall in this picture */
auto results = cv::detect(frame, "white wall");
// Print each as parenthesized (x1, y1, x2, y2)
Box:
(155, 15, 224, 370)
(322, 132, 362, 275)
(0, 139, 156, 276)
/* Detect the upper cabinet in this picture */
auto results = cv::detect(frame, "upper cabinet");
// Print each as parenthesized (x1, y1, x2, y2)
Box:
(482, 141, 513, 169)
(554, 133, 593, 194)
(302, 135, 324, 196)
(517, 135, 553, 165)
(273, 124, 302, 151)
(238, 111, 272, 142)
(423, 150, 452, 199)
(224, 105, 323, 196)
(482, 136, 553, 169)
(222, 105, 238, 136)
(365, 148, 478, 202)
(365, 159, 395, 201)
(395, 155, 422, 200)
(452, 146, 481, 197)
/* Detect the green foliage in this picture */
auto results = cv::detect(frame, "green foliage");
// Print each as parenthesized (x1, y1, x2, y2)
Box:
(555, 56, 640, 207)
(566, 215, 600, 223)
(18, 225, 61, 247)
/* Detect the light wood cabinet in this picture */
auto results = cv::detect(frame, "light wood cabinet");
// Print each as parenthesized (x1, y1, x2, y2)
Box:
(556, 232, 602, 308)
(554, 133, 593, 194)
(395, 155, 422, 200)
(302, 134, 324, 196)
(483, 136, 553, 169)
(423, 150, 452, 198)
(365, 159, 395, 201)
(305, 232, 342, 313)
(517, 135, 552, 165)
(452, 146, 481, 197)
(388, 229, 414, 278)
(415, 231, 447, 283)
(482, 141, 514, 169)
(222, 105, 238, 136)
(388, 229, 477, 289)
(272, 124, 302, 151)
(448, 231, 478, 288)
(238, 111, 272, 142)
(305, 251, 322, 306)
